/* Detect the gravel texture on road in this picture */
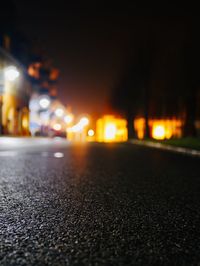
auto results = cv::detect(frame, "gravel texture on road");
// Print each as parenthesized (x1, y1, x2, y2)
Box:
(1, 141, 200, 265)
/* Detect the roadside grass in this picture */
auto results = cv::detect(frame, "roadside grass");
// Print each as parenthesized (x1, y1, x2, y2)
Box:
(146, 137, 200, 151)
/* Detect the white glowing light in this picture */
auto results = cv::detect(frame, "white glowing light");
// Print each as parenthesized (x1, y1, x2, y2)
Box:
(79, 117, 89, 127)
(39, 97, 50, 109)
(70, 124, 82, 132)
(55, 108, 64, 117)
(105, 123, 116, 140)
(53, 123, 62, 131)
(64, 114, 73, 124)
(88, 129, 94, 137)
(4, 66, 20, 81)
(152, 125, 165, 140)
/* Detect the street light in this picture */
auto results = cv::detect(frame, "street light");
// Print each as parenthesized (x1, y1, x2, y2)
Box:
(55, 108, 64, 117)
(64, 114, 73, 124)
(4, 66, 20, 81)
(39, 96, 51, 109)
(88, 129, 94, 137)
(152, 124, 166, 140)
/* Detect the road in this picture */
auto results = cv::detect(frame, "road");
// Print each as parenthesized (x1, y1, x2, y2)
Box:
(0, 138, 200, 266)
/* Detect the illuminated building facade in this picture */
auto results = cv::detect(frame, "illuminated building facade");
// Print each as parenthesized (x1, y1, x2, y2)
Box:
(134, 118, 183, 140)
(96, 115, 128, 142)
(0, 48, 31, 135)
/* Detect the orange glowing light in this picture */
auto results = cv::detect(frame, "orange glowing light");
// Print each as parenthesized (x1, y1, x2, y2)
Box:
(96, 115, 128, 142)
(134, 118, 183, 140)
(28, 63, 41, 79)
(134, 118, 145, 139)
(67, 117, 90, 142)
(49, 68, 59, 80)
(22, 117, 28, 129)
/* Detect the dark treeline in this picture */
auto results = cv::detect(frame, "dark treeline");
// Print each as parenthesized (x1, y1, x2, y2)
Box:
(111, 15, 200, 138)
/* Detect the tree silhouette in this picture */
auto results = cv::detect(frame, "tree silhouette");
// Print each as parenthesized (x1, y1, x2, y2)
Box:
(111, 16, 200, 138)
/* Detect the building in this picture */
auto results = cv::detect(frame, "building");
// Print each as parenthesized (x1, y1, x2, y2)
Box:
(0, 47, 31, 135)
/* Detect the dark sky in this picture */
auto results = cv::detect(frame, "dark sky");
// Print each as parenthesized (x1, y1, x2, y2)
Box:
(13, 1, 137, 115)
(12, 1, 195, 115)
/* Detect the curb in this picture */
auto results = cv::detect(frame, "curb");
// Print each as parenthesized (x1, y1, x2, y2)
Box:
(129, 139, 200, 158)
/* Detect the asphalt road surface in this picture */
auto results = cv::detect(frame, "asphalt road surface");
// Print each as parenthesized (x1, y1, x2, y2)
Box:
(0, 138, 200, 266)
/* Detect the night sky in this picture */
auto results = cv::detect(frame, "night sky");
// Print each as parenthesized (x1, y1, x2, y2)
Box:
(12, 1, 195, 115)
(13, 1, 134, 115)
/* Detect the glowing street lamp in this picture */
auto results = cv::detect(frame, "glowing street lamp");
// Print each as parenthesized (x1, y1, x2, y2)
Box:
(55, 108, 64, 117)
(39, 96, 51, 109)
(64, 114, 73, 124)
(88, 129, 94, 137)
(152, 125, 165, 140)
(4, 66, 20, 81)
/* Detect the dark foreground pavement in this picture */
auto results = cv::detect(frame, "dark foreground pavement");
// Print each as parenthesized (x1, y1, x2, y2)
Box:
(0, 138, 200, 265)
